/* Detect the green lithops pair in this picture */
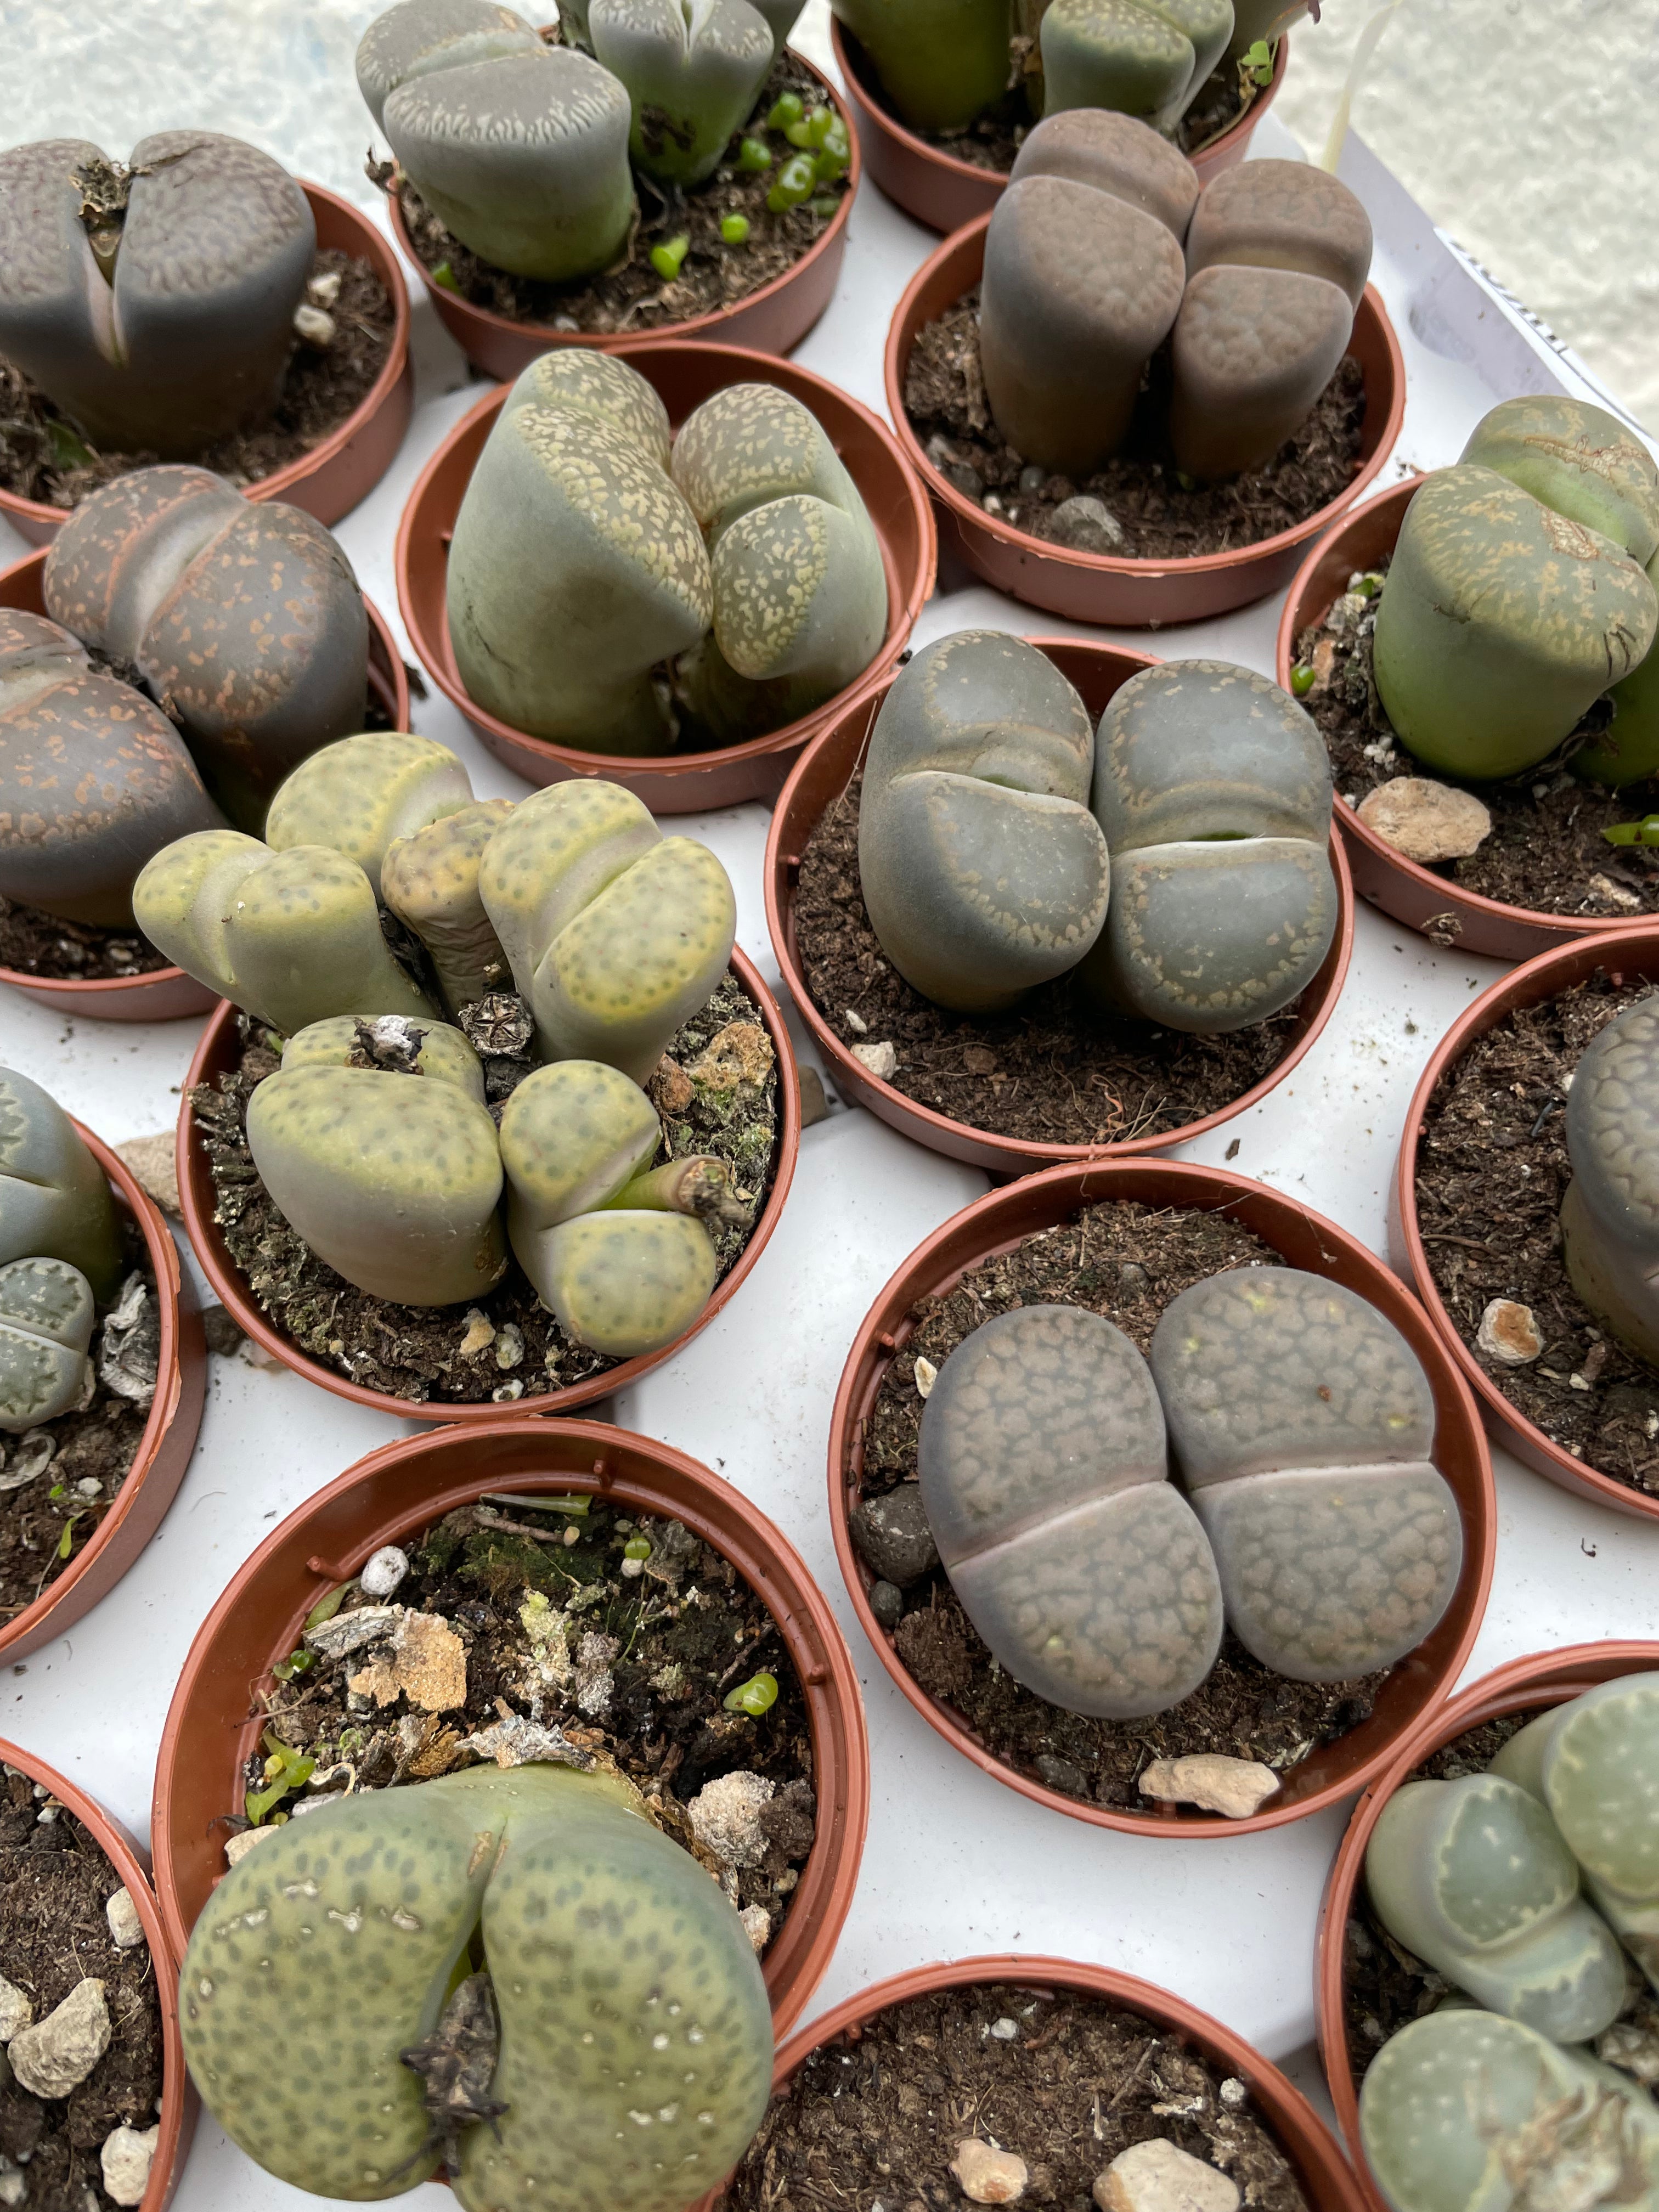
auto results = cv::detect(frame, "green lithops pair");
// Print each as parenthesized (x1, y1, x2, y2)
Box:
(0, 1068, 123, 1302)
(179, 1762, 772, 2208)
(1559, 995, 1659, 1369)
(0, 1258, 95, 1434)
(1026, 0, 1234, 135)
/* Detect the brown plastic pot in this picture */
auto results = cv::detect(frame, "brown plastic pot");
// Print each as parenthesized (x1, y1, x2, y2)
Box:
(0, 548, 409, 1020)
(1315, 1639, 1659, 2210)
(0, 1116, 205, 1662)
(1390, 928, 1659, 1521)
(385, 49, 859, 381)
(151, 1417, 868, 2035)
(766, 637, 1356, 1176)
(833, 18, 1288, 235)
(175, 944, 800, 1421)
(828, 1159, 1495, 1835)
(0, 183, 413, 547)
(0, 1736, 196, 2211)
(886, 219, 1405, 628)
(397, 346, 935, 812)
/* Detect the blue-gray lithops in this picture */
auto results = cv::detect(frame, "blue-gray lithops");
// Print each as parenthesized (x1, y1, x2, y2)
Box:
(0, 1069, 122, 1302)
(0, 1257, 95, 1434)
(1559, 995, 1659, 1368)
(586, 0, 774, 185)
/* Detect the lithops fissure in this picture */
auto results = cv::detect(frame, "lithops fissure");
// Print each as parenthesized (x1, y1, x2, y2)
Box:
(825, 0, 1012, 131)
(0, 1256, 95, 1434)
(918, 1303, 1223, 1718)
(0, 132, 314, 459)
(382, 800, 518, 1013)
(1081, 659, 1336, 1034)
(1031, 0, 1235, 133)
(266, 733, 477, 898)
(43, 465, 371, 831)
(0, 1068, 123, 1301)
(1560, 995, 1659, 1368)
(179, 1762, 772, 2209)
(589, 0, 775, 185)
(857, 631, 1110, 1013)
(1463, 396, 1659, 569)
(1149, 1268, 1463, 1681)
(280, 1014, 488, 1104)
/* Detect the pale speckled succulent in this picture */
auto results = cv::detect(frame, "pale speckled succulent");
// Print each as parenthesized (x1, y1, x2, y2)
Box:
(265, 733, 477, 898)
(1021, 0, 1234, 133)
(856, 630, 1110, 1013)
(280, 1014, 488, 1103)
(586, 0, 775, 186)
(382, 800, 518, 1015)
(1148, 1268, 1463, 1681)
(917, 1302, 1223, 1719)
(478, 780, 735, 1082)
(178, 1761, 772, 2209)
(0, 132, 314, 459)
(0, 1257, 95, 1434)
(0, 1068, 123, 1302)
(1079, 658, 1337, 1034)
(1559, 995, 1659, 1369)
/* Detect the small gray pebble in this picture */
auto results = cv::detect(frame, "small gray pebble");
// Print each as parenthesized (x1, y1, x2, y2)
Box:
(1048, 494, 1125, 553)
(1118, 1261, 1150, 1294)
(868, 1579, 904, 1632)
(943, 462, 984, 500)
(1034, 1752, 1088, 1795)
(849, 1488, 940, 1586)
(1018, 464, 1047, 493)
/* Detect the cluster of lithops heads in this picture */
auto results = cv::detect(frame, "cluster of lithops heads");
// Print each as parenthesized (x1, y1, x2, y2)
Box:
(447, 351, 887, 755)
(980, 110, 1371, 481)
(859, 632, 1336, 1034)
(917, 1266, 1462, 1718)
(180, 1761, 774, 2209)
(0, 1068, 123, 1431)
(1360, 1672, 1659, 2212)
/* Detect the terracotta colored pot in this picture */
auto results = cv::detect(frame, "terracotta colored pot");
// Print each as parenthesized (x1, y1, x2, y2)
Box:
(1314, 1639, 1659, 2211)
(0, 549, 408, 1021)
(766, 637, 1355, 1176)
(691, 1950, 1365, 2212)
(175, 946, 801, 1421)
(0, 1117, 205, 1662)
(151, 1417, 868, 2037)
(397, 347, 935, 812)
(0, 1736, 196, 2212)
(0, 183, 413, 547)
(833, 18, 1288, 235)
(1277, 478, 1659, 962)
(828, 1159, 1494, 1836)
(885, 219, 1404, 628)
(386, 48, 859, 382)
(1390, 928, 1659, 1521)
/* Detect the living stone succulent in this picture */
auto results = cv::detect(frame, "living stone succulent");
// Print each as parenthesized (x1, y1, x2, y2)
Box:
(280, 1014, 488, 1103)
(0, 1256, 95, 1434)
(179, 1761, 772, 2208)
(1080, 659, 1337, 1034)
(0, 606, 224, 928)
(1558, 995, 1659, 1369)
(1148, 1268, 1463, 1681)
(856, 630, 1110, 1013)
(0, 1067, 123, 1301)
(382, 801, 518, 1015)
(1024, 0, 1235, 133)
(917, 1302, 1224, 1718)
(827, 0, 1012, 131)
(0, 132, 314, 458)
(265, 733, 477, 899)
(43, 465, 370, 831)
(587, 0, 775, 185)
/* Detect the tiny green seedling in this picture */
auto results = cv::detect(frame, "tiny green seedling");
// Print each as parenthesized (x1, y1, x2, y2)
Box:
(244, 1734, 316, 1824)
(724, 1671, 778, 1715)
(1241, 37, 1273, 83)
(431, 259, 459, 290)
(768, 152, 815, 210)
(736, 134, 771, 170)
(768, 90, 803, 128)
(721, 212, 751, 244)
(650, 233, 690, 280)
(1603, 816, 1659, 846)
(1290, 662, 1317, 696)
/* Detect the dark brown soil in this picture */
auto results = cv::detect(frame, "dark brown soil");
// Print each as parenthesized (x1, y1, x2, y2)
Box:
(0, 249, 394, 511)
(0, 1767, 165, 2212)
(1414, 968, 1659, 1494)
(725, 1979, 1307, 2212)
(854, 1201, 1390, 1816)
(795, 772, 1314, 1147)
(1297, 562, 1659, 926)
(904, 290, 1366, 563)
(390, 48, 849, 336)
(191, 972, 779, 1405)
(236, 1492, 815, 1953)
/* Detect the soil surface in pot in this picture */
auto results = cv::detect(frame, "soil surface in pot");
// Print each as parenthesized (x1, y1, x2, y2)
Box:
(797, 773, 1314, 1147)
(232, 1492, 815, 1956)
(854, 1200, 1388, 1816)
(0, 249, 394, 512)
(0, 1239, 160, 1627)
(1415, 968, 1659, 1495)
(389, 48, 849, 337)
(904, 289, 1365, 562)
(0, 1765, 165, 2211)
(1296, 561, 1657, 924)
(191, 973, 778, 1405)
(725, 1978, 1307, 2212)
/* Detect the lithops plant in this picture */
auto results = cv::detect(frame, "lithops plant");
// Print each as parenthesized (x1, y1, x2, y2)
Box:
(587, 0, 775, 185)
(280, 1013, 488, 1102)
(0, 607, 224, 928)
(1079, 659, 1337, 1034)
(1558, 995, 1659, 1369)
(856, 630, 1110, 1013)
(917, 1302, 1224, 1718)
(1023, 0, 1235, 132)
(179, 1760, 772, 2208)
(265, 732, 477, 897)
(1148, 1268, 1463, 1681)
(0, 131, 314, 458)
(43, 465, 370, 830)
(0, 1257, 95, 1434)
(827, 0, 1012, 131)
(382, 801, 517, 1014)
(0, 1067, 123, 1300)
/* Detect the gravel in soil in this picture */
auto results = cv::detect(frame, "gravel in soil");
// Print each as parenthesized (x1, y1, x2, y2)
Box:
(855, 1201, 1389, 1815)
(904, 289, 1366, 562)
(236, 1492, 815, 1954)
(724, 1979, 1306, 2212)
(0, 1767, 165, 2212)
(1414, 968, 1659, 1494)
(0, 249, 394, 512)
(1296, 560, 1659, 925)
(796, 772, 1316, 1147)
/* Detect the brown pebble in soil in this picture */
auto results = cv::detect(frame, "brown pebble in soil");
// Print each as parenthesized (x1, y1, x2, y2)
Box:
(723, 1981, 1306, 2212)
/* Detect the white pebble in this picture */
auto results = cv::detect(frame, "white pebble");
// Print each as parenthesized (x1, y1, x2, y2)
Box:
(913, 1356, 937, 1399)
(1094, 2137, 1240, 2212)
(851, 1040, 898, 1082)
(8, 1976, 110, 2097)
(951, 2138, 1028, 2203)
(1476, 1299, 1544, 1366)
(294, 303, 335, 346)
(686, 1771, 774, 1869)
(988, 2016, 1018, 2041)
(358, 1545, 410, 1599)
(1137, 1753, 1279, 1820)
(104, 1887, 145, 1950)
(0, 1974, 32, 2041)
(224, 1825, 280, 1869)
(100, 2122, 160, 2207)
(738, 1904, 771, 1954)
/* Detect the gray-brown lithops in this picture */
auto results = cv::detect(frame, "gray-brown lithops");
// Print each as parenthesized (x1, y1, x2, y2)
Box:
(0, 1256, 95, 1433)
(1560, 994, 1659, 1367)
(0, 1067, 123, 1300)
